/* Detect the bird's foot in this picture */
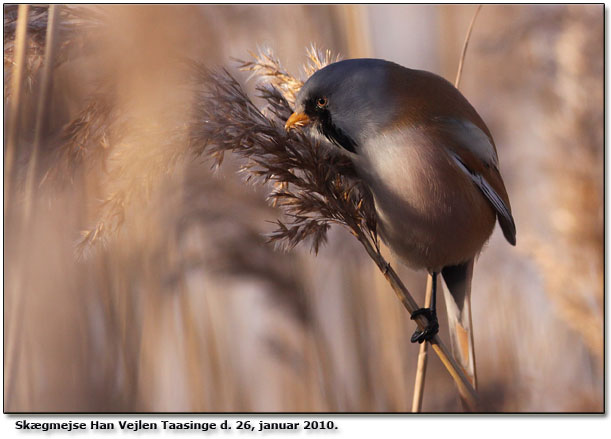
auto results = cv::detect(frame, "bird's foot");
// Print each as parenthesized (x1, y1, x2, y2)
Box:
(410, 308, 439, 344)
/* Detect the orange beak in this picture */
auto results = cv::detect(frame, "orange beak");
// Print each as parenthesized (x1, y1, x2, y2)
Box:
(285, 112, 311, 131)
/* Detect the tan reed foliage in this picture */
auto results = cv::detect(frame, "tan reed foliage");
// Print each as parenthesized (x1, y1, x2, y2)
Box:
(479, 4, 603, 363)
(3, 5, 107, 99)
(238, 46, 341, 106)
(7, 5, 600, 412)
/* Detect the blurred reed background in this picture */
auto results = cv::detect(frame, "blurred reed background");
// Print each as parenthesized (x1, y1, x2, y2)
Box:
(3, 4, 603, 412)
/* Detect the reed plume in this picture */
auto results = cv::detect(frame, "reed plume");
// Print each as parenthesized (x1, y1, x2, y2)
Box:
(188, 48, 376, 255)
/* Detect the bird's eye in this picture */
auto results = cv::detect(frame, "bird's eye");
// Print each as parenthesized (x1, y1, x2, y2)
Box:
(316, 97, 328, 108)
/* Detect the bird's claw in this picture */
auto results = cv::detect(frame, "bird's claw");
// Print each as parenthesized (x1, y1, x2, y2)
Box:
(410, 308, 439, 344)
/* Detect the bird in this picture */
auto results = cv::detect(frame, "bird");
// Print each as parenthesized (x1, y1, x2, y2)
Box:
(285, 58, 516, 390)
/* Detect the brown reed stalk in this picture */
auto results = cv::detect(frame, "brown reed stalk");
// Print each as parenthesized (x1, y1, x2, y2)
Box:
(355, 233, 479, 409)
(411, 274, 433, 412)
(189, 47, 480, 409)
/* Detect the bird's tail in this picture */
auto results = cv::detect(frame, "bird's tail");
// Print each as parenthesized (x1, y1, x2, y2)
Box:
(441, 258, 478, 395)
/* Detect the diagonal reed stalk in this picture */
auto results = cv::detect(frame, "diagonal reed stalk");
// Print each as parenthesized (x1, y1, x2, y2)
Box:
(355, 234, 479, 409)
(190, 46, 480, 409)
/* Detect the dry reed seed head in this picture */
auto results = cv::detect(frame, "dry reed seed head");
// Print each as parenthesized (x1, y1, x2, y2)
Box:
(190, 48, 377, 254)
(303, 44, 342, 77)
(235, 45, 341, 105)
(3, 5, 108, 99)
(56, 88, 119, 173)
(235, 48, 303, 105)
(68, 46, 372, 256)
(74, 118, 191, 253)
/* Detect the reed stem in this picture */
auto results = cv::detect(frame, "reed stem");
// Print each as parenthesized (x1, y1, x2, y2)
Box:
(411, 273, 433, 412)
(5, 4, 30, 212)
(455, 4, 482, 89)
(4, 4, 31, 410)
(356, 232, 479, 410)
(23, 5, 61, 222)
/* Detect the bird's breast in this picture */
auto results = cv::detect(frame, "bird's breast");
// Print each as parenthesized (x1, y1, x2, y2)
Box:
(355, 129, 496, 271)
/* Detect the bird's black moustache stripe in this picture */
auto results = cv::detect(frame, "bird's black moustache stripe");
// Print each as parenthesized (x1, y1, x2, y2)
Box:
(318, 112, 358, 154)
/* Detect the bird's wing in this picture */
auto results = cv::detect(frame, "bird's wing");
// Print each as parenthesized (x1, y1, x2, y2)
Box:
(432, 118, 516, 245)
(434, 117, 499, 166)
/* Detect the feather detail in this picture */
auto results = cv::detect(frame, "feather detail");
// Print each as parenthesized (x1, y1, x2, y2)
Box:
(448, 150, 516, 245)
(441, 259, 478, 393)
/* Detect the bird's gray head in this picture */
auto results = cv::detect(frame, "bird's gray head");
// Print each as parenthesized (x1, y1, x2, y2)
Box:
(286, 58, 404, 154)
